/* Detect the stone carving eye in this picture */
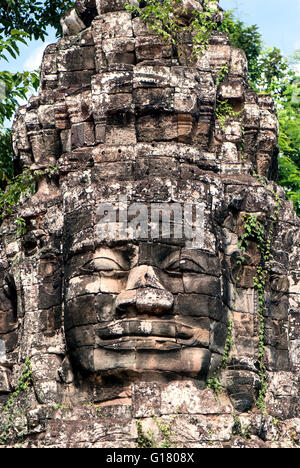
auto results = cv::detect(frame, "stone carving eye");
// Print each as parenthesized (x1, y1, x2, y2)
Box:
(165, 258, 202, 275)
(178, 259, 202, 273)
(79, 247, 131, 275)
(79, 258, 125, 275)
(92, 257, 125, 272)
(164, 260, 181, 276)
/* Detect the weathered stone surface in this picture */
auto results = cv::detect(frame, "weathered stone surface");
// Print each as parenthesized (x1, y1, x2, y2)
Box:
(160, 381, 231, 415)
(0, 0, 299, 449)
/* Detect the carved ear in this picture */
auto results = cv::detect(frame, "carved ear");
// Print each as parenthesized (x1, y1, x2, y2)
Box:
(0, 254, 18, 359)
(3, 273, 16, 299)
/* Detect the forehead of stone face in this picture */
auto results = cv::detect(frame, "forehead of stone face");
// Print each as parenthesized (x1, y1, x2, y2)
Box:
(63, 175, 217, 258)
(62, 186, 214, 261)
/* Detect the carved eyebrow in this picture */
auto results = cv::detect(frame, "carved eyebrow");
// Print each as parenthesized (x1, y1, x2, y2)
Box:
(179, 254, 203, 267)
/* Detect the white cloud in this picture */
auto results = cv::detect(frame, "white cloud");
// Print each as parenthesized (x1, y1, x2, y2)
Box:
(23, 43, 50, 71)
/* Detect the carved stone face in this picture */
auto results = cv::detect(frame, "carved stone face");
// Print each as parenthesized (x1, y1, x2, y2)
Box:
(64, 187, 227, 380)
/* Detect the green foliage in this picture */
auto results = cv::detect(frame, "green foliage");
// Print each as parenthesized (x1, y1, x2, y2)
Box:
(207, 376, 223, 395)
(0, 68, 39, 182)
(278, 79, 300, 164)
(216, 64, 229, 86)
(0, 128, 13, 184)
(0, 358, 32, 444)
(136, 412, 179, 449)
(0, 28, 28, 60)
(222, 318, 234, 368)
(0, 1, 70, 193)
(237, 214, 270, 411)
(2, 358, 32, 412)
(232, 414, 252, 440)
(0, 70, 39, 124)
(255, 47, 289, 99)
(277, 78, 300, 214)
(0, 169, 35, 219)
(216, 99, 242, 130)
(237, 214, 267, 264)
(221, 11, 289, 96)
(136, 420, 156, 448)
(0, 0, 75, 40)
(237, 190, 282, 412)
(125, 0, 219, 59)
(152, 413, 178, 448)
(15, 216, 26, 235)
(0, 166, 58, 223)
(0, 29, 39, 131)
(220, 11, 262, 86)
(0, 28, 40, 187)
(206, 318, 233, 396)
(278, 154, 300, 213)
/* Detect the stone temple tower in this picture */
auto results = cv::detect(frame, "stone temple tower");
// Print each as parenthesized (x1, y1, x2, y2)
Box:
(0, 0, 299, 447)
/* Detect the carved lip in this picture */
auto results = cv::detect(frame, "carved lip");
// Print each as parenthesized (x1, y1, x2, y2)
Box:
(98, 336, 182, 351)
(96, 319, 196, 343)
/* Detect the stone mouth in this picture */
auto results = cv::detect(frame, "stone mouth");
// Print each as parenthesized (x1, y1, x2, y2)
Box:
(98, 336, 182, 351)
(95, 319, 207, 348)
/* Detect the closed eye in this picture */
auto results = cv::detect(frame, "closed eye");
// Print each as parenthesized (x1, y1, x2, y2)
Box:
(177, 259, 200, 273)
(164, 260, 181, 276)
(94, 257, 126, 272)
(81, 258, 125, 273)
(165, 258, 201, 274)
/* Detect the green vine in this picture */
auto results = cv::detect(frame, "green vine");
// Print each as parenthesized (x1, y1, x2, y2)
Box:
(237, 213, 269, 411)
(125, 0, 219, 60)
(216, 64, 229, 86)
(232, 413, 252, 440)
(136, 412, 179, 448)
(216, 99, 243, 130)
(136, 420, 155, 448)
(0, 165, 58, 227)
(206, 317, 234, 396)
(237, 185, 282, 411)
(153, 413, 178, 448)
(0, 358, 33, 445)
(237, 214, 267, 265)
(222, 318, 234, 368)
(207, 376, 223, 395)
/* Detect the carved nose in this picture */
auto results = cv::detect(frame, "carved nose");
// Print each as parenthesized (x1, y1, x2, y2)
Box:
(116, 266, 174, 315)
(126, 266, 164, 291)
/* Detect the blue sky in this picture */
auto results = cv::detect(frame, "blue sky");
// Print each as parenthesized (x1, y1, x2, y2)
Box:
(220, 0, 300, 56)
(0, 26, 57, 73)
(1, 1, 300, 74)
